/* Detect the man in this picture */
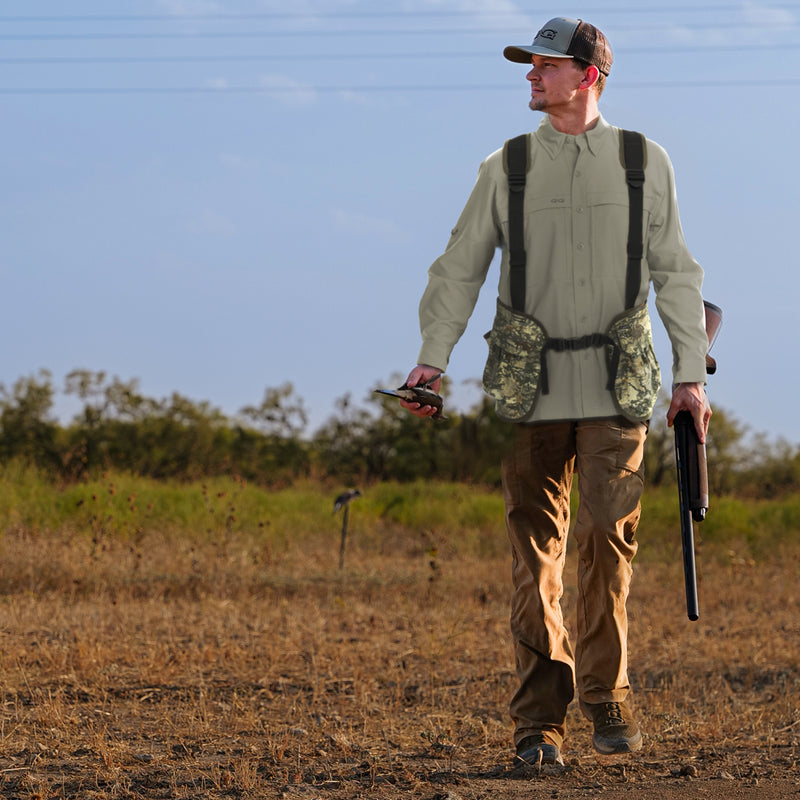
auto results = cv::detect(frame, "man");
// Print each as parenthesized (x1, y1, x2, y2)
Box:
(400, 18, 711, 766)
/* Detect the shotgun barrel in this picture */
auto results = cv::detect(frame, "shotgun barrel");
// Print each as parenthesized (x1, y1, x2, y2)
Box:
(671, 300, 721, 621)
(673, 410, 708, 621)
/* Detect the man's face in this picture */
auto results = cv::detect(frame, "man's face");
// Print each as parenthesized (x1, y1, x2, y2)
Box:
(526, 55, 587, 113)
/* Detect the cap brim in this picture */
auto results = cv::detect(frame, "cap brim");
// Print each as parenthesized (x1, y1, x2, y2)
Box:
(503, 44, 574, 63)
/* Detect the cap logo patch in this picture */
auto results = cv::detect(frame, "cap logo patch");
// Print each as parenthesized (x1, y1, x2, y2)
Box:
(537, 28, 558, 40)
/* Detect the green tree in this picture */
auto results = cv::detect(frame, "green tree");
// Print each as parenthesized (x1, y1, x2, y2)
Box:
(0, 369, 59, 469)
(239, 383, 308, 438)
(312, 392, 377, 483)
(703, 406, 750, 495)
(63, 370, 160, 476)
(233, 384, 310, 484)
(731, 433, 800, 498)
(117, 392, 232, 480)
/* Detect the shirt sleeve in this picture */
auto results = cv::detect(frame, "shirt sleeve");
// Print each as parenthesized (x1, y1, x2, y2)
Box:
(646, 145, 708, 384)
(417, 158, 502, 370)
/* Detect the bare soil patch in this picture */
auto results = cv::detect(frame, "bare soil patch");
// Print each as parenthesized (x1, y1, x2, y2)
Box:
(0, 527, 798, 799)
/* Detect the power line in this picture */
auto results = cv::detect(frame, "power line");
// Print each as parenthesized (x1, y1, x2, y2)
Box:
(0, 79, 794, 95)
(0, 6, 790, 22)
(0, 20, 793, 40)
(0, 43, 792, 65)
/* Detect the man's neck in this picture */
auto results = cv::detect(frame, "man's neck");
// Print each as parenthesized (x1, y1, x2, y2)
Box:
(547, 103, 601, 136)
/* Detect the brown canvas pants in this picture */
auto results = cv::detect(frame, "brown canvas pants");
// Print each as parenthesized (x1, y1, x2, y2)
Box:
(501, 417, 647, 746)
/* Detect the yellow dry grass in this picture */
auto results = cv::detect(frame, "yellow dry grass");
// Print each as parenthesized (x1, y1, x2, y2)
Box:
(0, 517, 798, 799)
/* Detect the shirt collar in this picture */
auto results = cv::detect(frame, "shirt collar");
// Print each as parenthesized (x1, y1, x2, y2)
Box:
(534, 113, 612, 159)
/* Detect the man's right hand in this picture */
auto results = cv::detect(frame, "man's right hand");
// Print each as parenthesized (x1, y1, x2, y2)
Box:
(400, 365, 442, 418)
(667, 381, 711, 443)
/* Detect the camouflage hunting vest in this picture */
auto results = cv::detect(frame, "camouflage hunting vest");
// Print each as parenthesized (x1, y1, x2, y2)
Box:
(482, 130, 660, 423)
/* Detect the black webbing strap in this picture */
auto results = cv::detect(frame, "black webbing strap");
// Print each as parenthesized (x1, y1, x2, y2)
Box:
(621, 130, 646, 309)
(505, 134, 528, 311)
(506, 130, 645, 312)
(545, 333, 612, 353)
(501, 129, 647, 395)
(540, 333, 612, 394)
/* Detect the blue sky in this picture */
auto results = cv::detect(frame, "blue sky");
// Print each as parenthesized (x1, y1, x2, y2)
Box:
(3, 1, 799, 443)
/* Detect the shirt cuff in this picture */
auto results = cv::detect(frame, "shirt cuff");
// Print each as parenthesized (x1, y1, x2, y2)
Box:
(673, 362, 709, 385)
(417, 342, 451, 373)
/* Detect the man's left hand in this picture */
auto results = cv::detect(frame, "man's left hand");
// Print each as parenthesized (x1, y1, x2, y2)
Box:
(667, 382, 711, 443)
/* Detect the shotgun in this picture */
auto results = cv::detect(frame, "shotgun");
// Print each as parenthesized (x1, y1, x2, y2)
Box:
(673, 301, 722, 621)
(674, 410, 707, 621)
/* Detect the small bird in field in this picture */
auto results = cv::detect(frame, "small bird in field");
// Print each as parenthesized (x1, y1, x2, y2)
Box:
(333, 489, 362, 514)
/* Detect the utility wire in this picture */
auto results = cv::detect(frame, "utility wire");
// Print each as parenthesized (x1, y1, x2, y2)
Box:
(0, 43, 791, 65)
(0, 6, 793, 22)
(0, 20, 793, 40)
(0, 79, 793, 95)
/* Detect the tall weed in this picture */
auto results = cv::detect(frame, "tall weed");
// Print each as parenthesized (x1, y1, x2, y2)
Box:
(2, 465, 799, 565)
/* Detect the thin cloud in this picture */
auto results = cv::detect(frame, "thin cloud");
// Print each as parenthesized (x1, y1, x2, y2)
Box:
(414, 0, 534, 30)
(452, 0, 534, 31)
(205, 77, 230, 90)
(742, 2, 797, 35)
(336, 89, 369, 104)
(258, 74, 317, 106)
(187, 210, 237, 237)
(219, 153, 259, 170)
(253, 0, 357, 31)
(617, 2, 797, 48)
(331, 208, 407, 243)
(158, 0, 225, 16)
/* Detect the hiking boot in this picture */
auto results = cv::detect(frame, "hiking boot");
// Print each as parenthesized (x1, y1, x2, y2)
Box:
(580, 700, 643, 755)
(513, 733, 565, 767)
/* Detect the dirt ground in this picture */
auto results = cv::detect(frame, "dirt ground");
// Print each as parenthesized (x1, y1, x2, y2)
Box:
(0, 528, 798, 799)
(2, 678, 797, 800)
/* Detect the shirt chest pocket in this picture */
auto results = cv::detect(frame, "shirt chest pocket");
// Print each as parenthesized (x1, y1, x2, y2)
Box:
(586, 190, 659, 273)
(498, 192, 573, 252)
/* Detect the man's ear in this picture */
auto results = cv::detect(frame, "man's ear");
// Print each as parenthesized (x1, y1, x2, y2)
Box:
(580, 64, 600, 91)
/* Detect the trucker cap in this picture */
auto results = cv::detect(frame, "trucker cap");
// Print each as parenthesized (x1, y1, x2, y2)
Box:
(504, 17, 613, 76)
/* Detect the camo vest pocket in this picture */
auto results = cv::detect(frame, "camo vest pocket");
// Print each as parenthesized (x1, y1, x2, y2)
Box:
(607, 302, 661, 422)
(482, 299, 549, 423)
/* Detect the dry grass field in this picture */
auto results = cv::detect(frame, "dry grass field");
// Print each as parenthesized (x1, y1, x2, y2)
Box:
(0, 479, 799, 799)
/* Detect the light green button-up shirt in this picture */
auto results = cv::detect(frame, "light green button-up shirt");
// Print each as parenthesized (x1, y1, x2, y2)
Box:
(417, 114, 707, 422)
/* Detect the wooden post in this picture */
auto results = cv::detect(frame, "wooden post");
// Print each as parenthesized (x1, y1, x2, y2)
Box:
(339, 505, 349, 570)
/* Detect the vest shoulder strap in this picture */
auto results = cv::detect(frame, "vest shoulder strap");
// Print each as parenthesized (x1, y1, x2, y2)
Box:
(502, 129, 647, 313)
(619, 129, 647, 309)
(503, 133, 529, 311)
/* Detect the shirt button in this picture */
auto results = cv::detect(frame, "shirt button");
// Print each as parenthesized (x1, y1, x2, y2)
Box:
(575, 170, 582, 177)
(576, 242, 585, 251)
(576, 206, 584, 214)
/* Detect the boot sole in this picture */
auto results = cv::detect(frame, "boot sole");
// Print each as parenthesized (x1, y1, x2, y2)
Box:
(514, 743, 565, 767)
(592, 731, 643, 755)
